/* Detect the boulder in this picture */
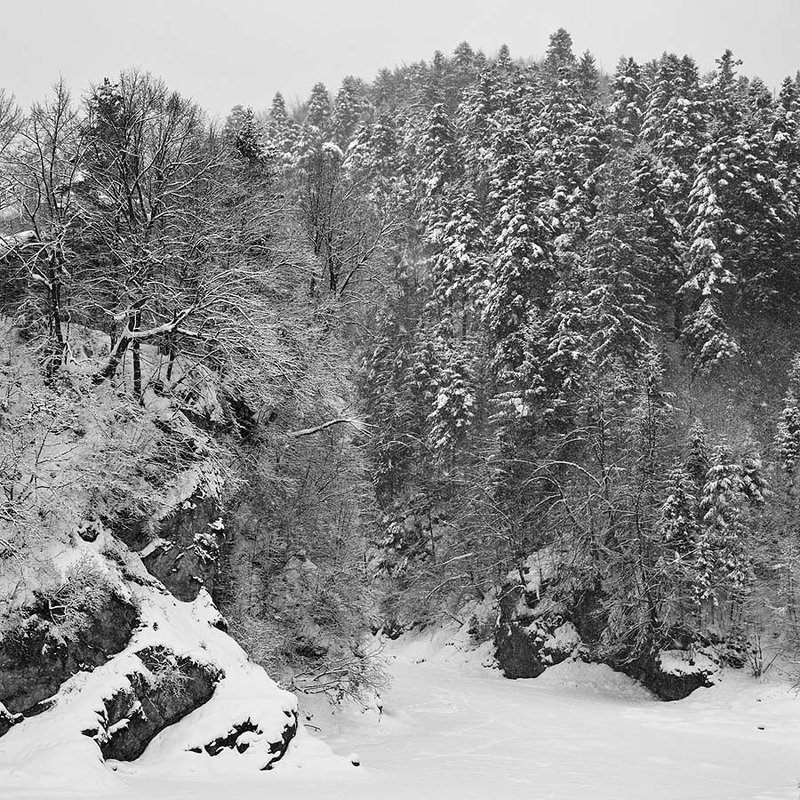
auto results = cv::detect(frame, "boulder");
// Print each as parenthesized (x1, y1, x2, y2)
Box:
(495, 615, 581, 679)
(0, 590, 140, 717)
(190, 710, 297, 770)
(83, 645, 222, 761)
(639, 648, 720, 701)
(494, 566, 581, 679)
(0, 702, 22, 737)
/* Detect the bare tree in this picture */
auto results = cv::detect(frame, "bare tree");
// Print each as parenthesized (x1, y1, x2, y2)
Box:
(4, 80, 85, 373)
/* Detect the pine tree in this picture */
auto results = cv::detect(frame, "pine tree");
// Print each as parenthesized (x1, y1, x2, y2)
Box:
(697, 443, 762, 607)
(777, 393, 800, 475)
(685, 421, 710, 492)
(426, 188, 488, 322)
(537, 281, 588, 419)
(483, 110, 553, 377)
(628, 148, 682, 311)
(535, 56, 586, 226)
(349, 110, 406, 208)
(576, 50, 601, 107)
(497, 44, 512, 69)
(332, 76, 366, 147)
(542, 28, 577, 89)
(776, 358, 800, 475)
(642, 53, 707, 216)
(609, 57, 648, 146)
(265, 92, 298, 171)
(363, 311, 419, 499)
(771, 78, 800, 302)
(680, 114, 739, 366)
(581, 153, 657, 371)
(660, 468, 699, 560)
(417, 102, 459, 207)
(426, 339, 478, 461)
(224, 105, 266, 163)
(449, 41, 479, 105)
(681, 50, 788, 366)
(305, 82, 332, 132)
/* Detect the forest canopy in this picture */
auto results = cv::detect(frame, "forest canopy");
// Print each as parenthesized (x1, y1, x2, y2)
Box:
(3, 28, 800, 700)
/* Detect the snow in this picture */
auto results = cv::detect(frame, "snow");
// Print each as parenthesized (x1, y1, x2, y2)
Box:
(658, 647, 719, 679)
(3, 622, 798, 800)
(504, 545, 559, 599)
(540, 619, 582, 654)
(0, 584, 313, 797)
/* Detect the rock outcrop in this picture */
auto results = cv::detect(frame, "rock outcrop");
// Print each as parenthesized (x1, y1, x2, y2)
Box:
(0, 703, 22, 737)
(190, 710, 298, 770)
(140, 493, 223, 602)
(495, 581, 581, 679)
(0, 589, 140, 716)
(634, 648, 720, 701)
(492, 550, 721, 700)
(84, 645, 223, 761)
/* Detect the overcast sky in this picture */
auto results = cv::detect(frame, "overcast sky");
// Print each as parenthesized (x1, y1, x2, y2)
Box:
(1, 0, 799, 118)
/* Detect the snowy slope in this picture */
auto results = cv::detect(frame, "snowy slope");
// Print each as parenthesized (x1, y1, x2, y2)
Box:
(0, 584, 347, 799)
(3, 623, 798, 800)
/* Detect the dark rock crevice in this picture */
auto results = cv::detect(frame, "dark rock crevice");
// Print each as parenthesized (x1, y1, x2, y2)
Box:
(188, 710, 298, 770)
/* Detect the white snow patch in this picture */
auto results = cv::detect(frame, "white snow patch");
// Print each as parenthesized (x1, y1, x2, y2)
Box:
(0, 584, 349, 797)
(658, 648, 719, 679)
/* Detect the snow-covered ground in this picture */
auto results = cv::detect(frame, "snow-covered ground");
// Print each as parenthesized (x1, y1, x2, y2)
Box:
(2, 630, 799, 800)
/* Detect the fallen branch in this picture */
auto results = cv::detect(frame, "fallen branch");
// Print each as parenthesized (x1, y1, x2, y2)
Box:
(288, 418, 369, 438)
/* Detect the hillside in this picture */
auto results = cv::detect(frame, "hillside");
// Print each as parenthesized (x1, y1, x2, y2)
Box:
(2, 26, 800, 799)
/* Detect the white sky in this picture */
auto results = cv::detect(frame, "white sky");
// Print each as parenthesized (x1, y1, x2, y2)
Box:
(1, 0, 799, 118)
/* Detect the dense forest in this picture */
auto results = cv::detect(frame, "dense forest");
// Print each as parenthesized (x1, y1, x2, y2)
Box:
(3, 28, 800, 750)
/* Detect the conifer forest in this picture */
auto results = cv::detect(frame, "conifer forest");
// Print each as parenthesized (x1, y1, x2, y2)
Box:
(1, 23, 800, 800)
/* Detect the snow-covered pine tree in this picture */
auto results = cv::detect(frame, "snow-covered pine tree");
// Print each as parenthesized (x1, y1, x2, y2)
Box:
(426, 338, 478, 463)
(771, 78, 800, 300)
(332, 76, 366, 148)
(776, 358, 800, 476)
(777, 394, 800, 476)
(448, 41, 480, 106)
(641, 53, 707, 221)
(426, 188, 488, 327)
(224, 105, 266, 163)
(609, 56, 648, 147)
(536, 280, 588, 422)
(580, 153, 657, 372)
(698, 443, 762, 608)
(685, 421, 711, 493)
(534, 59, 586, 230)
(681, 50, 788, 366)
(349, 110, 405, 206)
(305, 82, 332, 133)
(660, 468, 699, 561)
(679, 58, 740, 369)
(627, 148, 683, 313)
(483, 108, 553, 382)
(264, 92, 297, 171)
(576, 50, 601, 107)
(416, 102, 459, 211)
(542, 28, 577, 89)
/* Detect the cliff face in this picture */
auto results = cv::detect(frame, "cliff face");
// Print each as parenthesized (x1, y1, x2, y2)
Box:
(0, 319, 300, 773)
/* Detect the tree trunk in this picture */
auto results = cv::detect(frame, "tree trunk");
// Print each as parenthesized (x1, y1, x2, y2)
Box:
(132, 310, 142, 400)
(94, 333, 130, 384)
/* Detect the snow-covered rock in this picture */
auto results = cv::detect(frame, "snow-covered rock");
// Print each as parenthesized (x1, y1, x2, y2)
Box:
(0, 584, 299, 792)
(646, 647, 720, 701)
